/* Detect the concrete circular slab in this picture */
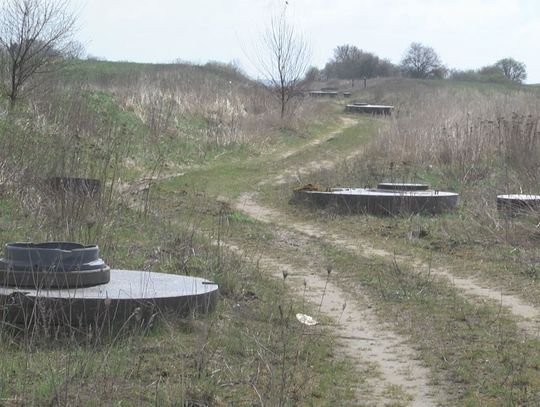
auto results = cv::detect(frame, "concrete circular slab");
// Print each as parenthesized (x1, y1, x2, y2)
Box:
(377, 182, 430, 191)
(345, 104, 394, 115)
(0, 269, 219, 325)
(0, 242, 110, 289)
(294, 187, 459, 215)
(497, 194, 540, 215)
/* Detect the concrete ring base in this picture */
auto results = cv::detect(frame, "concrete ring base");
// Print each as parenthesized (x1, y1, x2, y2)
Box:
(497, 194, 540, 216)
(0, 242, 111, 289)
(294, 188, 459, 215)
(0, 266, 111, 289)
(0, 270, 219, 325)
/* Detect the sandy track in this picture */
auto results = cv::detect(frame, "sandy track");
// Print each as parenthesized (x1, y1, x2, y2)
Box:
(262, 117, 360, 186)
(237, 192, 540, 336)
(224, 241, 445, 406)
(227, 115, 540, 403)
(279, 116, 359, 161)
(147, 114, 539, 404)
(237, 112, 540, 335)
(226, 118, 450, 405)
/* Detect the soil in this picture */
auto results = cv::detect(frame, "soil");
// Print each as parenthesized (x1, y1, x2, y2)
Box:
(223, 240, 445, 406)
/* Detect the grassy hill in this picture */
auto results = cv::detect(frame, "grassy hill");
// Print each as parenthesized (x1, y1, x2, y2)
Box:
(0, 60, 354, 405)
(1, 62, 540, 404)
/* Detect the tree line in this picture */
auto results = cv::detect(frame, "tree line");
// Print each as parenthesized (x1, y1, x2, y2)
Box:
(0, 0, 529, 121)
(308, 42, 527, 85)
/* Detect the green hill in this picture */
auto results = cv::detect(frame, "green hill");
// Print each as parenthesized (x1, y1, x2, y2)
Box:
(1, 64, 540, 405)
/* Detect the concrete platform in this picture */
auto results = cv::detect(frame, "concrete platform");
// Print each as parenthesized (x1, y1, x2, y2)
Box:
(294, 187, 459, 215)
(345, 104, 394, 115)
(377, 182, 430, 191)
(0, 270, 219, 325)
(309, 90, 338, 97)
(497, 194, 540, 215)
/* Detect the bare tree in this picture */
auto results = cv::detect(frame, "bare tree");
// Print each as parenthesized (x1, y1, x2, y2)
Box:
(255, 9, 311, 119)
(324, 44, 395, 86)
(0, 0, 79, 107)
(401, 42, 446, 79)
(495, 58, 527, 83)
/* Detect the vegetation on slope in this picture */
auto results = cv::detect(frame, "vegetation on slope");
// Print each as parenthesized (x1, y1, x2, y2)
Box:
(274, 78, 540, 404)
(0, 60, 354, 405)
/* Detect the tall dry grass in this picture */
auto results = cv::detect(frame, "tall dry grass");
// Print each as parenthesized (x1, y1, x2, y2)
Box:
(0, 59, 326, 251)
(59, 62, 322, 153)
(304, 82, 540, 250)
(376, 88, 540, 182)
(0, 60, 351, 405)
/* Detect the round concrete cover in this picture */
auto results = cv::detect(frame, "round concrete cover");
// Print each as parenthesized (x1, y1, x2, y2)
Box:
(295, 187, 459, 215)
(497, 194, 540, 200)
(377, 182, 430, 191)
(497, 194, 540, 215)
(0, 269, 219, 324)
(325, 188, 457, 197)
(0, 269, 216, 299)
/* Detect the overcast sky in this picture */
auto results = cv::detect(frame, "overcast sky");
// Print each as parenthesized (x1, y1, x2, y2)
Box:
(73, 0, 540, 83)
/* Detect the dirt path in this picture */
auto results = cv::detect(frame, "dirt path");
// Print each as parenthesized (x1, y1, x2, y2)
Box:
(233, 112, 540, 336)
(279, 117, 359, 161)
(223, 115, 540, 404)
(120, 116, 450, 404)
(237, 192, 540, 336)
(222, 117, 453, 405)
(146, 114, 539, 403)
(265, 116, 360, 186)
(224, 241, 445, 406)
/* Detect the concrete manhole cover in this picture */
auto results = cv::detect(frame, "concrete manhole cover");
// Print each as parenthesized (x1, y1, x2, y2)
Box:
(0, 242, 218, 325)
(293, 183, 459, 215)
(497, 194, 540, 215)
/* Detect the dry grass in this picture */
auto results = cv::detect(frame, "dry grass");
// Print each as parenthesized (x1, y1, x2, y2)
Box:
(284, 77, 540, 307)
(312, 83, 540, 245)
(376, 87, 540, 177)
(0, 60, 354, 405)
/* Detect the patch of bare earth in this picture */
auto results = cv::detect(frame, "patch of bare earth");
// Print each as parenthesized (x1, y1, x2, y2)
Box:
(237, 192, 540, 336)
(224, 241, 445, 406)
(230, 192, 453, 405)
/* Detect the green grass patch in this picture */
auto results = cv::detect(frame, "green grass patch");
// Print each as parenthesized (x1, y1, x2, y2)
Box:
(0, 191, 356, 405)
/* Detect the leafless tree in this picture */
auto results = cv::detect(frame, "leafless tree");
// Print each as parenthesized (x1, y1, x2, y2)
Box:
(495, 58, 527, 83)
(324, 44, 396, 86)
(0, 0, 79, 108)
(401, 42, 446, 79)
(255, 9, 311, 119)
